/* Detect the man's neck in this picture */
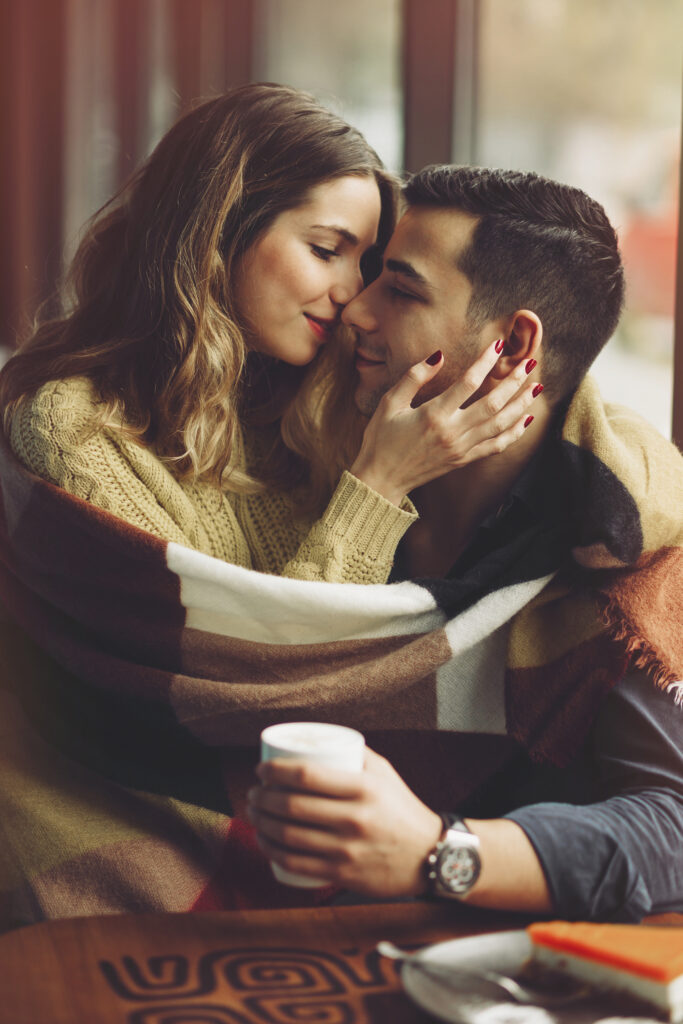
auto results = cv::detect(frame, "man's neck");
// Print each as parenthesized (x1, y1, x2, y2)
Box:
(403, 409, 552, 578)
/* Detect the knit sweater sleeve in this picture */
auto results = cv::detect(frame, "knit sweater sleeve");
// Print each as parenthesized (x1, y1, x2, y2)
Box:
(285, 472, 417, 583)
(7, 378, 247, 559)
(10, 378, 415, 582)
(239, 470, 417, 584)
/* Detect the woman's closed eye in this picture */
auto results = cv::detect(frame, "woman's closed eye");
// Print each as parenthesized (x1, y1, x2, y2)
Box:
(310, 244, 338, 262)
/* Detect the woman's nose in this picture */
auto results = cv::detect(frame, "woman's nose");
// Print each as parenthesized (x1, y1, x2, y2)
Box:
(329, 263, 364, 309)
(341, 287, 376, 332)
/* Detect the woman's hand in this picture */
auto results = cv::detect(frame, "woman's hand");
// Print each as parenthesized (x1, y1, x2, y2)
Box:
(350, 339, 542, 506)
(247, 748, 442, 898)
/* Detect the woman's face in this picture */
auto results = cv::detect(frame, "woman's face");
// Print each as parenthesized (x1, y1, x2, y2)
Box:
(234, 175, 382, 365)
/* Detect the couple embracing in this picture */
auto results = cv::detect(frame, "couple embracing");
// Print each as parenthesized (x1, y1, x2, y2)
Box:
(0, 83, 681, 929)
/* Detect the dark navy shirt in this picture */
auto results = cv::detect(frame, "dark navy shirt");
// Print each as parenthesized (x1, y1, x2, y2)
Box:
(466, 668, 683, 921)
(391, 429, 683, 922)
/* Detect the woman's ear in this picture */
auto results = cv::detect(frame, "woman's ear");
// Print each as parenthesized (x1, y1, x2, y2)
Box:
(490, 310, 543, 379)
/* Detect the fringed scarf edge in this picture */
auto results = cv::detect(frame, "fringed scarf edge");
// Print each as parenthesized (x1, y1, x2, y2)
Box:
(599, 591, 683, 702)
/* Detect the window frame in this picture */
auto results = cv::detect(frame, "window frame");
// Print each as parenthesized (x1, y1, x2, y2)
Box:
(401, 0, 682, 445)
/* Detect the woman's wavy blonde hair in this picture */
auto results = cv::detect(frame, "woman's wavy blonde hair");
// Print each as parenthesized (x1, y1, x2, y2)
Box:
(0, 83, 398, 512)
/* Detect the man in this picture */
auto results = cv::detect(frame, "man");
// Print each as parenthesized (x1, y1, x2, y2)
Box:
(248, 166, 683, 921)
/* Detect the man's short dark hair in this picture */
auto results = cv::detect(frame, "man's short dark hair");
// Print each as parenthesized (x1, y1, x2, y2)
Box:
(403, 165, 625, 398)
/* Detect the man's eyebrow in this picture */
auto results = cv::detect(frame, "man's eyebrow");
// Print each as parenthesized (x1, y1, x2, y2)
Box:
(385, 258, 430, 288)
(311, 224, 358, 245)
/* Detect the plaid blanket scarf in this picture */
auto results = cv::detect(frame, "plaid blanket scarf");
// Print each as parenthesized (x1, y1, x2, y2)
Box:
(0, 376, 681, 928)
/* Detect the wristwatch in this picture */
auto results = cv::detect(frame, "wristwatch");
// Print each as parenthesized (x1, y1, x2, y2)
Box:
(426, 813, 481, 899)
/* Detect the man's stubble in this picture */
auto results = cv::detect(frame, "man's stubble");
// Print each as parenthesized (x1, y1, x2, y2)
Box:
(353, 325, 485, 418)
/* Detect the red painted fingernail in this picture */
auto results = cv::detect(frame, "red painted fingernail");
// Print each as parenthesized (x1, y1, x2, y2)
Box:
(532, 383, 544, 398)
(525, 359, 537, 374)
(494, 338, 505, 354)
(524, 415, 534, 428)
(426, 350, 442, 365)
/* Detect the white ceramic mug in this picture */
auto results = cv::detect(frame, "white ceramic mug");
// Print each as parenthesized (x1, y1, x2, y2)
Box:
(259, 721, 366, 887)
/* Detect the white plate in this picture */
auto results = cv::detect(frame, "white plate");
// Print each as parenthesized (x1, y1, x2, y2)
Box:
(400, 930, 663, 1024)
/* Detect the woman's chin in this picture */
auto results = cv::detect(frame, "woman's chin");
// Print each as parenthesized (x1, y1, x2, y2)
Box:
(277, 345, 323, 367)
(248, 337, 322, 367)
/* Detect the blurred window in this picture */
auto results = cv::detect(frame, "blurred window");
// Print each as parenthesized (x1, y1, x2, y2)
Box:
(477, 0, 682, 437)
(254, 0, 403, 172)
(5, 0, 680, 443)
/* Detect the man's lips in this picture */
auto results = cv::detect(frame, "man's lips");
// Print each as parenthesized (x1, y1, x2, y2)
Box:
(304, 313, 336, 340)
(355, 348, 385, 368)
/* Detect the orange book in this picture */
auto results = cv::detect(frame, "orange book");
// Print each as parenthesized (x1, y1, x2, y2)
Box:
(528, 922, 683, 1021)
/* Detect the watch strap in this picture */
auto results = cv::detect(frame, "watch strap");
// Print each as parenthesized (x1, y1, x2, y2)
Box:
(439, 812, 469, 834)
(426, 812, 481, 900)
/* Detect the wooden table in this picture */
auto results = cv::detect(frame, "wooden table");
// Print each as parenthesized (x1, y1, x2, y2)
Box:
(0, 901, 534, 1024)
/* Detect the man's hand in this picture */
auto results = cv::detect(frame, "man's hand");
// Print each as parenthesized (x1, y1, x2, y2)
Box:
(247, 747, 443, 897)
(249, 745, 554, 910)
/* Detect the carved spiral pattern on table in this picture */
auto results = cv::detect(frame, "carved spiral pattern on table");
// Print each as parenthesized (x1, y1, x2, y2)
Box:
(129, 1001, 354, 1024)
(129, 1008, 253, 1024)
(225, 953, 342, 992)
(100, 947, 396, 1024)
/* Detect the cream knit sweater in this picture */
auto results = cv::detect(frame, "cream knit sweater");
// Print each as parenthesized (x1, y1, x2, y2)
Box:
(9, 377, 416, 584)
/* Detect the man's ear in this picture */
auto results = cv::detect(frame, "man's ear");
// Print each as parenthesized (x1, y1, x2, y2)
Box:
(489, 310, 543, 379)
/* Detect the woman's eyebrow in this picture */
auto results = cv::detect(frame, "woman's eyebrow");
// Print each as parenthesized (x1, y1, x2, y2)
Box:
(311, 224, 358, 245)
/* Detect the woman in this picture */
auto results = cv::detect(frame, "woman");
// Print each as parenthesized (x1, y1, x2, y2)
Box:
(0, 83, 537, 583)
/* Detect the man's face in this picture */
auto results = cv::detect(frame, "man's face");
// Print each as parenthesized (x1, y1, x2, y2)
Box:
(342, 206, 492, 416)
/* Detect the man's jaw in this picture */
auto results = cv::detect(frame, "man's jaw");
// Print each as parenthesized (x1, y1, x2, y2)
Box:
(353, 348, 390, 417)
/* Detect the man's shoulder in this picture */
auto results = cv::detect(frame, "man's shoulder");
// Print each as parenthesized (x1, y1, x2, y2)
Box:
(562, 376, 680, 466)
(559, 375, 683, 558)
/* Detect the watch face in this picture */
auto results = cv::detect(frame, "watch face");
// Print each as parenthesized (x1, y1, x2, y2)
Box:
(438, 845, 480, 894)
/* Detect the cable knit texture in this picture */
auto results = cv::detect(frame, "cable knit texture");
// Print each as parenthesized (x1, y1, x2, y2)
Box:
(9, 377, 416, 583)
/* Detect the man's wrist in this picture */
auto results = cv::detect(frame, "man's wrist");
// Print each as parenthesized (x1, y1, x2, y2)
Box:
(425, 813, 482, 900)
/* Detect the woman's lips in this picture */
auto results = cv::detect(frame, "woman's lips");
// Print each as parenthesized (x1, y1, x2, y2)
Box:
(304, 313, 335, 341)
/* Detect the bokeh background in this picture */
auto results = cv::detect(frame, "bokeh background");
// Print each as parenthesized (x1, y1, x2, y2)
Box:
(1, 0, 681, 441)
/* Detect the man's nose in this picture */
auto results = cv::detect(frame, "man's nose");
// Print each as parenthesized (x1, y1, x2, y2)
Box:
(341, 285, 377, 331)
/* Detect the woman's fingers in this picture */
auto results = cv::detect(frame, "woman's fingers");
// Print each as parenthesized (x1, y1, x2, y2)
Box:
(461, 376, 542, 442)
(464, 358, 540, 428)
(432, 337, 507, 413)
(380, 349, 444, 410)
(401, 374, 541, 475)
(448, 410, 535, 466)
(423, 351, 541, 460)
(349, 337, 543, 502)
